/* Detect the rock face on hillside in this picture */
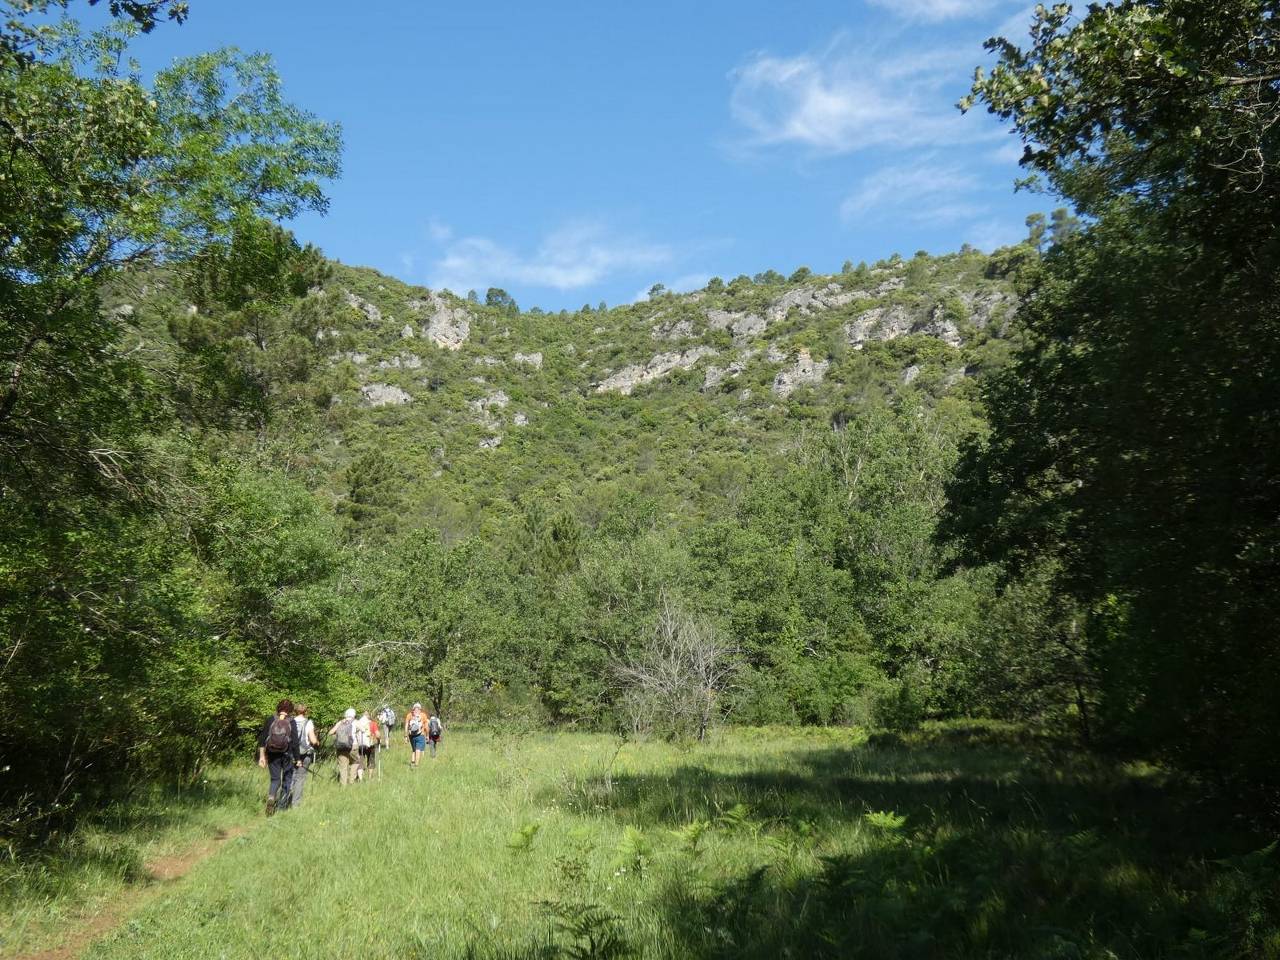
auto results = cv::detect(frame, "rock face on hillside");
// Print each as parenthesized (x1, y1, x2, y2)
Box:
(920, 305, 963, 347)
(767, 283, 860, 323)
(414, 292, 471, 350)
(469, 390, 510, 419)
(706, 309, 766, 342)
(344, 291, 383, 324)
(361, 383, 412, 407)
(772, 350, 829, 396)
(596, 347, 717, 395)
(651, 315, 695, 341)
(845, 306, 920, 349)
(302, 254, 1018, 427)
(703, 350, 757, 392)
(514, 351, 543, 369)
(965, 289, 1017, 330)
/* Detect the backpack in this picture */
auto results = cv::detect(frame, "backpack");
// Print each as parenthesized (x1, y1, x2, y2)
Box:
(265, 716, 292, 753)
(428, 717, 441, 738)
(334, 718, 354, 751)
(294, 717, 313, 755)
(408, 715, 423, 735)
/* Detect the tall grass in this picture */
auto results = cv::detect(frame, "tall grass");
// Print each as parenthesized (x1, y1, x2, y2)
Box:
(8, 725, 1280, 959)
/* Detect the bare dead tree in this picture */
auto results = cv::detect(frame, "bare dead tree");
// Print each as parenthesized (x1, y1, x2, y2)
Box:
(612, 592, 738, 742)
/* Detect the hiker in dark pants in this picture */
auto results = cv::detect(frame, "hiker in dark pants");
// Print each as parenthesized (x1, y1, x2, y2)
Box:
(427, 712, 443, 758)
(258, 698, 301, 816)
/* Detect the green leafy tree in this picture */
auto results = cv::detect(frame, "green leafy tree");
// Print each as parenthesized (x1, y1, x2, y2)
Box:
(485, 287, 518, 313)
(1025, 212, 1047, 251)
(1048, 207, 1081, 247)
(0, 10, 341, 823)
(955, 0, 1280, 794)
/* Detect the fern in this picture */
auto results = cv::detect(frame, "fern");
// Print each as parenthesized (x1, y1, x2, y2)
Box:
(670, 818, 711, 858)
(863, 809, 907, 832)
(542, 901, 635, 960)
(610, 826, 652, 876)
(716, 801, 752, 831)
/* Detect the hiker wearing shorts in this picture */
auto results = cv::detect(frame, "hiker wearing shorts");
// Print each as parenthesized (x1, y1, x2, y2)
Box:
(329, 708, 359, 786)
(290, 704, 318, 807)
(404, 702, 428, 769)
(258, 698, 301, 816)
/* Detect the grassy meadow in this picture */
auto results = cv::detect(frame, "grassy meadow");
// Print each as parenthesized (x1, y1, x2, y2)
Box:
(7, 726, 1279, 960)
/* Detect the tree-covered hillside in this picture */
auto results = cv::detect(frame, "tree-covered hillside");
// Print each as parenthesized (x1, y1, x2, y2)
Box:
(110, 246, 1021, 540)
(0, 233, 1044, 824)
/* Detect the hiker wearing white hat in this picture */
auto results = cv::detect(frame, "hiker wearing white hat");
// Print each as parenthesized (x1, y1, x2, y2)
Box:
(328, 708, 359, 786)
(404, 702, 428, 768)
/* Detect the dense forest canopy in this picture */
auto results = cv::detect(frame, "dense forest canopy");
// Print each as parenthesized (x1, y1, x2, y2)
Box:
(1, 0, 1277, 844)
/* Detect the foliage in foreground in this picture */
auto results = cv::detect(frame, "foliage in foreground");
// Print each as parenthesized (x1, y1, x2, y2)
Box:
(956, 0, 1280, 798)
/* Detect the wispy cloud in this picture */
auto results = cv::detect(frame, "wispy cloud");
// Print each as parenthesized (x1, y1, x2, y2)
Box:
(988, 139, 1026, 165)
(867, 0, 1011, 22)
(428, 222, 672, 294)
(993, 4, 1039, 43)
(729, 34, 991, 155)
(841, 162, 981, 221)
(425, 217, 453, 244)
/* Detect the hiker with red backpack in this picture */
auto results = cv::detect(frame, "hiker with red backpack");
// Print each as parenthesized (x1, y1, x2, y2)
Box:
(258, 698, 302, 816)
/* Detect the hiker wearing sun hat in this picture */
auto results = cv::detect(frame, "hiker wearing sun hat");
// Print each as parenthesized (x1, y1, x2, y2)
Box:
(328, 708, 359, 786)
(404, 702, 428, 768)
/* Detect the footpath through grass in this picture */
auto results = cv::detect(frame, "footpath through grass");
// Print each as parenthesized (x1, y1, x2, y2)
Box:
(13, 725, 1280, 960)
(0, 765, 263, 958)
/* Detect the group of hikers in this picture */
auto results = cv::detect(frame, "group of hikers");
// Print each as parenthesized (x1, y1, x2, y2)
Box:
(256, 699, 443, 815)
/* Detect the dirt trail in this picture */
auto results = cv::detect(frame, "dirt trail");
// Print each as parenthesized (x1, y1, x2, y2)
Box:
(16, 826, 247, 960)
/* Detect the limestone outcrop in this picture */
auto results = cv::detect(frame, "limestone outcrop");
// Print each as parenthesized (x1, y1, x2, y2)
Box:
(772, 350, 829, 397)
(413, 292, 471, 350)
(344, 291, 383, 324)
(595, 347, 717, 395)
(360, 383, 412, 407)
(514, 351, 543, 369)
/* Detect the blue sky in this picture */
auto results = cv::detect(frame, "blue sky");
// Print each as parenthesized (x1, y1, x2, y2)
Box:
(114, 0, 1043, 309)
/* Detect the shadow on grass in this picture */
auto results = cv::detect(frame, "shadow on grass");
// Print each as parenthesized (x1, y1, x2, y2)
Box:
(525, 728, 1280, 959)
(0, 774, 255, 903)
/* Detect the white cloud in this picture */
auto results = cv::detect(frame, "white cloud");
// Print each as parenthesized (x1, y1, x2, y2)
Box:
(988, 139, 1026, 165)
(729, 35, 991, 155)
(841, 163, 982, 222)
(429, 222, 672, 293)
(993, 5, 1039, 44)
(426, 218, 453, 244)
(867, 0, 1004, 22)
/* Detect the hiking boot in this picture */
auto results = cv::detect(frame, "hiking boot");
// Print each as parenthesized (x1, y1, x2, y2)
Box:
(266, 796, 277, 817)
